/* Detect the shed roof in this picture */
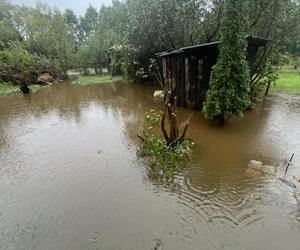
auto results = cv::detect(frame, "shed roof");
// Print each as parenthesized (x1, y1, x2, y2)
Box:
(156, 35, 268, 58)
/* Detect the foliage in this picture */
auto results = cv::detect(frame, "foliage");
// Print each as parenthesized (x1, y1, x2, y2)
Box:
(76, 75, 123, 85)
(0, 0, 21, 48)
(9, 3, 76, 76)
(1, 0, 299, 90)
(248, 0, 300, 103)
(0, 42, 61, 84)
(144, 58, 193, 145)
(106, 44, 134, 78)
(78, 5, 98, 41)
(0, 81, 42, 95)
(273, 71, 300, 94)
(0, 20, 20, 48)
(138, 59, 193, 181)
(139, 110, 193, 182)
(0, 81, 20, 95)
(203, 0, 250, 123)
(252, 58, 278, 101)
(135, 58, 162, 82)
(145, 109, 164, 127)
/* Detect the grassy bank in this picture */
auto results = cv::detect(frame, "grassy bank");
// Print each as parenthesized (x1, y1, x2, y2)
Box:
(74, 75, 124, 85)
(0, 82, 42, 96)
(273, 71, 300, 94)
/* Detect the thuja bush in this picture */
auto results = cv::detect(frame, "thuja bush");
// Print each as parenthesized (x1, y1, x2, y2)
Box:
(202, 0, 250, 124)
(138, 110, 193, 182)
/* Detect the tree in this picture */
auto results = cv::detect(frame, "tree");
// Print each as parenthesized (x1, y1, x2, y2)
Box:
(0, 0, 21, 48)
(249, 0, 300, 101)
(1, 0, 299, 88)
(78, 5, 98, 41)
(64, 8, 78, 28)
(64, 8, 80, 49)
(202, 0, 250, 124)
(50, 10, 76, 76)
(0, 41, 61, 85)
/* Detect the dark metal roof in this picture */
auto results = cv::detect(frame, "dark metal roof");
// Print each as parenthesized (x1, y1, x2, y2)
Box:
(156, 35, 268, 58)
(181, 41, 220, 51)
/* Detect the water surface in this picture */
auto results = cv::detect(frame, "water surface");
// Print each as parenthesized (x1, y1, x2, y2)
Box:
(0, 82, 299, 250)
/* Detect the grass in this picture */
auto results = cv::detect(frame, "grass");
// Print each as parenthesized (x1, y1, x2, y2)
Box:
(0, 82, 42, 96)
(74, 74, 124, 85)
(272, 71, 300, 94)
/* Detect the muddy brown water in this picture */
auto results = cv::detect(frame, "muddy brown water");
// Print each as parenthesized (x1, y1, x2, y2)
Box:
(0, 81, 300, 250)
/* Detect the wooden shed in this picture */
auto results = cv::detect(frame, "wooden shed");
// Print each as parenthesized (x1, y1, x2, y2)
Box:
(156, 36, 268, 110)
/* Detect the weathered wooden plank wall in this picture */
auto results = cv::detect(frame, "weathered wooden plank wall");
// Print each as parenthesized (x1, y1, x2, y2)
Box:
(163, 54, 207, 110)
(159, 36, 267, 111)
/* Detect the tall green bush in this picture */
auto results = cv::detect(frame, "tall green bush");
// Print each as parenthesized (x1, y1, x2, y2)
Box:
(0, 42, 61, 84)
(202, 0, 250, 124)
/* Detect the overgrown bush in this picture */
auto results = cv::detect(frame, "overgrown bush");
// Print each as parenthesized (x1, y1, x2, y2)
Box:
(0, 42, 62, 85)
(250, 58, 279, 103)
(139, 110, 193, 182)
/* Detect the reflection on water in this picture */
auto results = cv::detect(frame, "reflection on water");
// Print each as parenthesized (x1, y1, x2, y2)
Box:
(0, 82, 299, 250)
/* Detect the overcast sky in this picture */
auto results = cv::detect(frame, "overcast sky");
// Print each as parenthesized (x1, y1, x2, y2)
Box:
(10, 0, 112, 16)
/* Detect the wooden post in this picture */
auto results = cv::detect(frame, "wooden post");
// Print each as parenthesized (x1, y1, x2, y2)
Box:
(171, 58, 176, 92)
(185, 57, 190, 106)
(197, 59, 204, 108)
(190, 56, 197, 108)
(197, 59, 204, 80)
(264, 81, 271, 96)
(162, 58, 167, 79)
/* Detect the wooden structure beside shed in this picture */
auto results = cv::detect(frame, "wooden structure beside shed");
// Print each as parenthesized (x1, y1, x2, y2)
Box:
(156, 36, 268, 110)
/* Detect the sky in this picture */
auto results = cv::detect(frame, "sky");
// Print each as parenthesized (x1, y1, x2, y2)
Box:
(10, 0, 112, 16)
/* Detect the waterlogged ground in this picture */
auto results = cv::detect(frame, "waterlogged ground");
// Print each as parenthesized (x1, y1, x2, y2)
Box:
(0, 82, 300, 250)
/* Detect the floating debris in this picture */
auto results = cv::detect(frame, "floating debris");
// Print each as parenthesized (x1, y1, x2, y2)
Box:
(278, 178, 297, 188)
(261, 165, 275, 175)
(247, 160, 275, 176)
(153, 90, 165, 101)
(294, 176, 300, 182)
(246, 168, 262, 177)
(153, 239, 163, 250)
(153, 90, 164, 97)
(247, 160, 263, 170)
(294, 192, 300, 203)
(89, 232, 100, 243)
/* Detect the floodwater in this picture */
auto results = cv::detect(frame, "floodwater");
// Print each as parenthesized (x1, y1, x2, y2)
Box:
(0, 82, 299, 250)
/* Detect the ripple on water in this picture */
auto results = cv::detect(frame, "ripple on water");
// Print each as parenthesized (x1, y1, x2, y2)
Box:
(168, 162, 283, 231)
(1, 84, 300, 249)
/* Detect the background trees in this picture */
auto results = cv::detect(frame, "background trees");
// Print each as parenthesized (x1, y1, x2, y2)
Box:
(0, 0, 299, 95)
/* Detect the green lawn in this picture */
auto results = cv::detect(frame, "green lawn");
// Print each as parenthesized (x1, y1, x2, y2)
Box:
(74, 75, 124, 85)
(273, 71, 300, 94)
(0, 82, 42, 96)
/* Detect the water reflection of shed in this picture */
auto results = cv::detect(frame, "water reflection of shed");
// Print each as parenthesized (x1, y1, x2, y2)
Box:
(156, 36, 268, 110)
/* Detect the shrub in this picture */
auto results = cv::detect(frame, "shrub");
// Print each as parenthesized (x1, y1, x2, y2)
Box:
(0, 42, 62, 84)
(202, 0, 250, 124)
(139, 110, 193, 182)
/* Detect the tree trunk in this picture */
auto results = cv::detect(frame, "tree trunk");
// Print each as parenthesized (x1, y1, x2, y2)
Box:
(20, 83, 30, 94)
(83, 68, 88, 76)
(265, 81, 271, 96)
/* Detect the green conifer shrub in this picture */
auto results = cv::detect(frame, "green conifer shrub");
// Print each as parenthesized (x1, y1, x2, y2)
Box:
(202, 0, 251, 124)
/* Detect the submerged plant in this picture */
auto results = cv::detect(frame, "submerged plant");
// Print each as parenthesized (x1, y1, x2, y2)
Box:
(138, 59, 194, 182)
(138, 110, 193, 182)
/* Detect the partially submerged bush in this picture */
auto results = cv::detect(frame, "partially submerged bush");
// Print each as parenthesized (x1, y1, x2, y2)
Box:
(139, 110, 193, 182)
(0, 42, 62, 85)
